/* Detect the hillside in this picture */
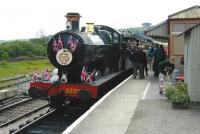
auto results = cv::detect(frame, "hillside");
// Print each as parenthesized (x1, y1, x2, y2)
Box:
(119, 27, 146, 35)
(0, 40, 5, 44)
(0, 37, 49, 60)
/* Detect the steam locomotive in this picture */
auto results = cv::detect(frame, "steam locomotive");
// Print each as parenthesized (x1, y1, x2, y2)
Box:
(29, 12, 131, 109)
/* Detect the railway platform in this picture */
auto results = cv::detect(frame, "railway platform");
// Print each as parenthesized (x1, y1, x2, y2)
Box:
(63, 72, 200, 134)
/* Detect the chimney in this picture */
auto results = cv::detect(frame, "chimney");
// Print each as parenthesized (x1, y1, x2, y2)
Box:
(65, 12, 81, 31)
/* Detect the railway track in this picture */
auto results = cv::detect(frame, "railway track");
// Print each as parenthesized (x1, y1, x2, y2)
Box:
(12, 109, 83, 134)
(0, 95, 31, 110)
(0, 98, 49, 128)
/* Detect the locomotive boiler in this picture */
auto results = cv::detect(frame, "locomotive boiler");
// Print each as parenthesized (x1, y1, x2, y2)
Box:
(29, 12, 127, 108)
(48, 13, 123, 83)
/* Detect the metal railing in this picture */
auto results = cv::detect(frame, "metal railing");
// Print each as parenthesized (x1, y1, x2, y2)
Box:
(0, 75, 32, 90)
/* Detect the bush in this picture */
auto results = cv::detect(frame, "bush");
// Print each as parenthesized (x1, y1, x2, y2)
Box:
(165, 85, 176, 99)
(0, 38, 47, 60)
(170, 89, 190, 105)
(165, 83, 190, 105)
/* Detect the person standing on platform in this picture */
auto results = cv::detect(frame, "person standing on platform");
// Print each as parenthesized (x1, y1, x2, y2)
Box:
(147, 45, 154, 71)
(142, 45, 148, 76)
(132, 45, 147, 79)
(159, 45, 166, 60)
(139, 45, 147, 79)
(152, 44, 166, 77)
(127, 42, 137, 78)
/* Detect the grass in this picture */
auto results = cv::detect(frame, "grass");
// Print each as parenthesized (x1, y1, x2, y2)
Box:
(0, 59, 54, 79)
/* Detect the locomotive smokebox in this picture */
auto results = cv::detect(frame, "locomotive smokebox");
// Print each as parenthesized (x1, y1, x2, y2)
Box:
(65, 12, 81, 31)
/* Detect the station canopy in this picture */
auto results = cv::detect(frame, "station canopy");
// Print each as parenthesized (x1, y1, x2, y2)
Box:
(145, 20, 168, 39)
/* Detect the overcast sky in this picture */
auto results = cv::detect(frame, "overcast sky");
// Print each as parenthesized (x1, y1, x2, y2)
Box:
(0, 0, 199, 40)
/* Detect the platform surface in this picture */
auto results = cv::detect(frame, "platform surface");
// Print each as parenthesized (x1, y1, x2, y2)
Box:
(64, 76, 149, 134)
(126, 100, 200, 134)
(63, 72, 200, 134)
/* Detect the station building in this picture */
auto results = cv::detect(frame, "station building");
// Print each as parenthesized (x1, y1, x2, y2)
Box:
(145, 5, 200, 72)
(180, 24, 200, 102)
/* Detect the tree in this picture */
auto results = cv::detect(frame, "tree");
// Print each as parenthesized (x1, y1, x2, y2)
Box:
(36, 29, 48, 43)
(142, 22, 152, 28)
(0, 50, 9, 60)
(36, 29, 47, 38)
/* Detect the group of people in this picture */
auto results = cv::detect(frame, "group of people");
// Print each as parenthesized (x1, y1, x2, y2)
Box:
(127, 41, 175, 82)
(127, 41, 148, 79)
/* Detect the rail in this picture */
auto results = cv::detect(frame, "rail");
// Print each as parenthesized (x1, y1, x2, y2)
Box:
(0, 99, 49, 127)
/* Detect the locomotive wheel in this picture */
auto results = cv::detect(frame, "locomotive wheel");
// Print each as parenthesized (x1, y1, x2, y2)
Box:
(78, 90, 91, 101)
(49, 91, 65, 110)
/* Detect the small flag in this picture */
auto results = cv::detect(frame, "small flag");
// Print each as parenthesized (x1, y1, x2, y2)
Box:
(53, 38, 58, 52)
(52, 35, 63, 52)
(32, 70, 39, 81)
(58, 35, 63, 50)
(68, 39, 78, 52)
(86, 69, 96, 83)
(43, 69, 50, 81)
(81, 66, 87, 81)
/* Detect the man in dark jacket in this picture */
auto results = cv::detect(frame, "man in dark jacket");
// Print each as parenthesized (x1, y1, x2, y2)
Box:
(127, 43, 137, 78)
(132, 45, 147, 79)
(153, 44, 166, 77)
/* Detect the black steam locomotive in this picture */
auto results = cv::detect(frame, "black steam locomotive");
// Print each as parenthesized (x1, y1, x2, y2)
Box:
(48, 13, 124, 83)
(29, 12, 130, 108)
